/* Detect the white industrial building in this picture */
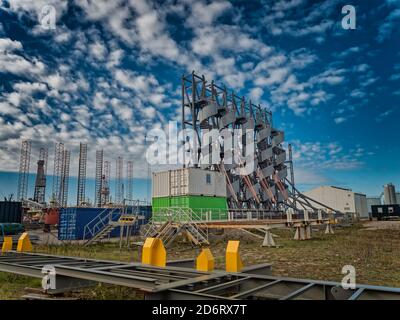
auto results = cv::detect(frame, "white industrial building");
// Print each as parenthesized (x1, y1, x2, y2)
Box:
(303, 186, 369, 218)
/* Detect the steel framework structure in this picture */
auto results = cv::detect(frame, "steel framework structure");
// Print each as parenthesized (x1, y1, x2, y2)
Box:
(100, 160, 111, 206)
(33, 161, 46, 204)
(39, 147, 48, 176)
(94, 150, 103, 207)
(181, 72, 339, 216)
(182, 72, 287, 212)
(126, 160, 133, 201)
(17, 140, 31, 201)
(115, 156, 123, 204)
(60, 150, 70, 207)
(33, 147, 48, 204)
(76, 143, 87, 206)
(0, 252, 399, 300)
(52, 142, 64, 205)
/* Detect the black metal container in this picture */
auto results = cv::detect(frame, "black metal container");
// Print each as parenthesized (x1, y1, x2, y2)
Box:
(371, 204, 400, 220)
(0, 201, 22, 223)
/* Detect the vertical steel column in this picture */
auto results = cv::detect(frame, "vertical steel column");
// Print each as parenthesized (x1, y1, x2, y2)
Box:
(115, 156, 123, 204)
(17, 140, 31, 201)
(126, 160, 133, 201)
(101, 160, 111, 206)
(60, 150, 70, 207)
(52, 142, 64, 206)
(33, 148, 47, 204)
(94, 150, 103, 207)
(76, 143, 88, 206)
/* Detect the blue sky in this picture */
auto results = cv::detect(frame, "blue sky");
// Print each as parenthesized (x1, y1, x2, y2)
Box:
(0, 0, 399, 204)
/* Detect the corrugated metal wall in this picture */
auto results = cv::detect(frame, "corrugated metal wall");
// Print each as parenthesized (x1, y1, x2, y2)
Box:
(152, 195, 228, 221)
(58, 206, 151, 240)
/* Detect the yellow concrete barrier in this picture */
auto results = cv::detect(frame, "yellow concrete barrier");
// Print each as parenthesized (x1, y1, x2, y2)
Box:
(1, 236, 12, 253)
(196, 248, 214, 272)
(141, 237, 166, 267)
(17, 232, 32, 252)
(226, 240, 243, 272)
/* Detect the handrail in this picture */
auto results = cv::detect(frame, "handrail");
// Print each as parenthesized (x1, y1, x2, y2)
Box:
(147, 207, 209, 244)
(83, 206, 123, 240)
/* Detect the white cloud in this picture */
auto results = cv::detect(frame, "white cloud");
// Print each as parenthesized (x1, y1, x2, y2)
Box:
(0, 38, 22, 52)
(334, 117, 347, 124)
(249, 87, 263, 102)
(0, 38, 46, 76)
(89, 41, 108, 60)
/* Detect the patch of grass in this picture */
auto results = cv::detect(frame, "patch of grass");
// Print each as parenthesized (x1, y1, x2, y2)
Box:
(0, 272, 41, 300)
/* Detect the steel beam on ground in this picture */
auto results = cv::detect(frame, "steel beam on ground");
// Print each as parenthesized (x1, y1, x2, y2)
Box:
(1, 252, 400, 300)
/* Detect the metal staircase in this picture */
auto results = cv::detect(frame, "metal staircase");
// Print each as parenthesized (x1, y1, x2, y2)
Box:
(83, 206, 138, 246)
(141, 207, 209, 247)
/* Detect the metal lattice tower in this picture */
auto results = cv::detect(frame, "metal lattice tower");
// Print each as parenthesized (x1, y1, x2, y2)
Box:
(52, 142, 64, 206)
(179, 72, 337, 216)
(182, 72, 288, 212)
(60, 149, 70, 207)
(126, 160, 133, 201)
(100, 160, 111, 206)
(94, 150, 103, 207)
(76, 143, 88, 206)
(33, 148, 48, 204)
(115, 156, 123, 204)
(39, 147, 49, 176)
(17, 140, 31, 201)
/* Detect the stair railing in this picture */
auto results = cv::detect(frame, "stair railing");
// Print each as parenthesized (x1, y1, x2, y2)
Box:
(83, 206, 123, 240)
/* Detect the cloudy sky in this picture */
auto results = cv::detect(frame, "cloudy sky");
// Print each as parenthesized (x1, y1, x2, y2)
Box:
(0, 0, 399, 203)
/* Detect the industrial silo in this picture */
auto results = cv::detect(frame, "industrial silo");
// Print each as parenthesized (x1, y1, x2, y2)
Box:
(383, 183, 397, 205)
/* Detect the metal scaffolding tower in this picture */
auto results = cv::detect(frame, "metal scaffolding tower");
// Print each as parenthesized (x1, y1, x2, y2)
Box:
(17, 140, 31, 201)
(100, 160, 111, 206)
(180, 72, 339, 216)
(76, 143, 88, 206)
(60, 149, 70, 207)
(126, 160, 133, 201)
(39, 147, 48, 176)
(115, 156, 123, 204)
(94, 150, 103, 207)
(52, 142, 64, 206)
(34, 147, 48, 204)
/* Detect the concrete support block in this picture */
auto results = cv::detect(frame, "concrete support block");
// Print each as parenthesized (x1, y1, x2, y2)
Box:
(17, 232, 32, 252)
(226, 240, 243, 272)
(262, 230, 276, 247)
(196, 248, 215, 272)
(1, 236, 12, 253)
(325, 224, 335, 235)
(294, 226, 305, 240)
(142, 238, 166, 267)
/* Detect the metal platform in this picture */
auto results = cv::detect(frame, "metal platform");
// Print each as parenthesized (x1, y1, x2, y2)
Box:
(1, 251, 400, 300)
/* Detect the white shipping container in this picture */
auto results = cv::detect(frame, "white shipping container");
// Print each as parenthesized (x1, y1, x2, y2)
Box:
(152, 170, 170, 198)
(152, 168, 227, 198)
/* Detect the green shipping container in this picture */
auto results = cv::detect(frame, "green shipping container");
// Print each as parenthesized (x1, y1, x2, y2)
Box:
(152, 195, 228, 222)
